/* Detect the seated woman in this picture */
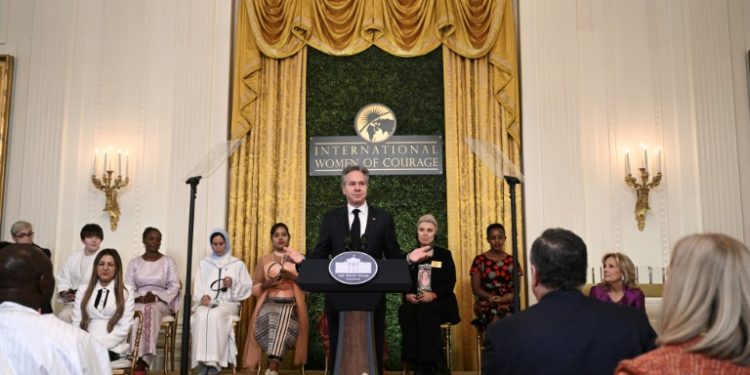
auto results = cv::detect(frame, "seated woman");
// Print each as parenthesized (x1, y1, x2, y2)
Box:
(470, 223, 522, 331)
(243, 223, 309, 375)
(588, 252, 645, 310)
(125, 227, 180, 371)
(399, 214, 460, 374)
(616, 234, 750, 374)
(190, 228, 252, 375)
(72, 248, 135, 362)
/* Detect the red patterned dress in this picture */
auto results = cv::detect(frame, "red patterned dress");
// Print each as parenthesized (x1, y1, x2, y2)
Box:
(470, 253, 522, 331)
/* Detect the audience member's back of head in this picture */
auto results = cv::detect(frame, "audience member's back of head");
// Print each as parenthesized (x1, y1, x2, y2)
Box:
(0, 244, 54, 309)
(659, 233, 750, 366)
(530, 228, 587, 289)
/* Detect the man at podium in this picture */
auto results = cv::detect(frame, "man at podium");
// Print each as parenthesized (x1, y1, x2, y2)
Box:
(307, 165, 432, 374)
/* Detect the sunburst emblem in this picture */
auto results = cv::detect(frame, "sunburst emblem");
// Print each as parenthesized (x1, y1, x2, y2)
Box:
(354, 103, 397, 143)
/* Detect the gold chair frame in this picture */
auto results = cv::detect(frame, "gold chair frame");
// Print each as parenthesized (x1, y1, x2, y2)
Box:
(113, 310, 145, 375)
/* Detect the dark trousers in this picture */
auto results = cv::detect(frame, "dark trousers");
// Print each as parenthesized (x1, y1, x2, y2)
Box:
(326, 294, 386, 375)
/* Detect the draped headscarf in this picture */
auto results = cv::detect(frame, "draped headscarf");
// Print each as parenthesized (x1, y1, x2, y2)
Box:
(208, 228, 233, 268)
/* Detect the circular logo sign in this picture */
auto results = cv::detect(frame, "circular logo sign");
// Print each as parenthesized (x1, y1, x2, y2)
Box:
(328, 251, 379, 285)
(354, 103, 397, 143)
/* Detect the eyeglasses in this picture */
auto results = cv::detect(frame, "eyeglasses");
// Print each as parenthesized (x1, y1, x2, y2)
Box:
(14, 231, 34, 238)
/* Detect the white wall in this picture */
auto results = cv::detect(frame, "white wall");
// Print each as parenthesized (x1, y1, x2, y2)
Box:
(0, 0, 233, 290)
(520, 0, 750, 295)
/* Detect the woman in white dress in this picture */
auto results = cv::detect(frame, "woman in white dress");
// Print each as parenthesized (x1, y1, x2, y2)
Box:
(125, 227, 180, 371)
(191, 228, 252, 375)
(72, 248, 135, 362)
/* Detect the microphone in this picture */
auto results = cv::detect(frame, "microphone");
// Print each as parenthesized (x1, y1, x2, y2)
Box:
(344, 238, 353, 251)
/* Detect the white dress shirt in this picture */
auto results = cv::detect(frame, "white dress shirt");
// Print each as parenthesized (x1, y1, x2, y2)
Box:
(72, 281, 135, 354)
(0, 301, 111, 374)
(347, 202, 369, 237)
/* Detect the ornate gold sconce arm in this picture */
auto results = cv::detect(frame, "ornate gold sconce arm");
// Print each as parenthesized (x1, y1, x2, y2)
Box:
(625, 168, 662, 231)
(91, 171, 129, 231)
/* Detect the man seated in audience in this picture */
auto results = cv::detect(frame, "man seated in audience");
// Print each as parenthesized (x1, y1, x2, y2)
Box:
(0, 244, 110, 374)
(55, 223, 104, 322)
(10, 220, 53, 313)
(483, 228, 656, 375)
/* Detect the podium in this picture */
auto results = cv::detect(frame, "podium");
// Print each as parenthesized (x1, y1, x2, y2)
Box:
(298, 259, 411, 375)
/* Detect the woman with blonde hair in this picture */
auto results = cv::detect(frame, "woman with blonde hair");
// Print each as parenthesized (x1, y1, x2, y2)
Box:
(616, 233, 750, 374)
(588, 252, 645, 310)
(399, 214, 460, 374)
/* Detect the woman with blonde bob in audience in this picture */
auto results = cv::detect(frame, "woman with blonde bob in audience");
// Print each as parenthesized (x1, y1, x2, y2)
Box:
(616, 233, 750, 374)
(588, 252, 645, 310)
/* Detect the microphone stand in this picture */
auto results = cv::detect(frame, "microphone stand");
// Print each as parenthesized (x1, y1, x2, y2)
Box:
(180, 176, 201, 375)
(504, 175, 522, 313)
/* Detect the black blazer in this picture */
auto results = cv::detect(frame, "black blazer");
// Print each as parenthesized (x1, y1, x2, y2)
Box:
(482, 289, 656, 375)
(309, 204, 404, 259)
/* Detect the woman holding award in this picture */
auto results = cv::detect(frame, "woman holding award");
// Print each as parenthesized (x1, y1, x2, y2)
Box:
(399, 214, 460, 374)
(243, 223, 309, 375)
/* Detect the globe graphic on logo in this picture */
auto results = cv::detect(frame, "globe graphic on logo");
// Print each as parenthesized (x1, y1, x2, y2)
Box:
(354, 103, 397, 143)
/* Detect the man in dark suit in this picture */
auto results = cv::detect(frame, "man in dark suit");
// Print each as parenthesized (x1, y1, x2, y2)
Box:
(482, 228, 656, 375)
(308, 165, 431, 375)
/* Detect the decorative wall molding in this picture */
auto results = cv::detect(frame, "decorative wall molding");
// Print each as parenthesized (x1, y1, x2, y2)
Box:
(521, 0, 750, 287)
(0, 0, 9, 45)
(687, 0, 744, 238)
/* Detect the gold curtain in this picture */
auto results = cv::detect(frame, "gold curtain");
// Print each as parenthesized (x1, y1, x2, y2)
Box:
(230, 0, 520, 370)
(228, 3, 308, 348)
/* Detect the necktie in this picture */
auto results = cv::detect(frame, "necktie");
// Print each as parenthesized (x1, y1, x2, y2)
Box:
(94, 288, 110, 309)
(351, 208, 361, 251)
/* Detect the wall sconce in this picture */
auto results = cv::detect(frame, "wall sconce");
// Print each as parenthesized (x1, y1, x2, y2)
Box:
(91, 147, 129, 231)
(625, 145, 662, 231)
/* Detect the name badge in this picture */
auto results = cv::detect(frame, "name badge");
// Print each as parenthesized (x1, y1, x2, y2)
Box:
(431, 261, 442, 268)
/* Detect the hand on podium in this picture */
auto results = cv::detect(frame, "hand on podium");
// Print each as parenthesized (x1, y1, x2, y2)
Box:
(407, 245, 434, 263)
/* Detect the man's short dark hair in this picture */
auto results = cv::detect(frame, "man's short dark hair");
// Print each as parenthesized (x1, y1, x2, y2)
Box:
(340, 165, 370, 186)
(530, 228, 587, 290)
(80, 223, 104, 241)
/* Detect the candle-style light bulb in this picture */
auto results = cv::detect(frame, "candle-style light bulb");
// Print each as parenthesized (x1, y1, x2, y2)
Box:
(118, 149, 122, 177)
(640, 144, 648, 171)
(656, 147, 662, 174)
(93, 150, 98, 176)
(625, 150, 631, 175)
(125, 152, 129, 179)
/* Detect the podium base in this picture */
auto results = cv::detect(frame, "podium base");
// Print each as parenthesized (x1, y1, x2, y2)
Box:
(334, 311, 377, 375)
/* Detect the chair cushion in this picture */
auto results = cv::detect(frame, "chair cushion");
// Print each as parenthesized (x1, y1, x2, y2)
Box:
(110, 359, 131, 369)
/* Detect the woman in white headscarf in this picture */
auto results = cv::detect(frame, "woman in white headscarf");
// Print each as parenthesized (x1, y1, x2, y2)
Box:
(190, 228, 252, 375)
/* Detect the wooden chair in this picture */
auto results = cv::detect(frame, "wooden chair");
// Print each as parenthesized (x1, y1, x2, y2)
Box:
(157, 281, 182, 373)
(157, 312, 178, 373)
(112, 310, 145, 375)
(475, 329, 484, 374)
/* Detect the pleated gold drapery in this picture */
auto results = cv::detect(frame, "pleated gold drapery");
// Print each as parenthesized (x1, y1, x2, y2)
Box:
(229, 0, 521, 370)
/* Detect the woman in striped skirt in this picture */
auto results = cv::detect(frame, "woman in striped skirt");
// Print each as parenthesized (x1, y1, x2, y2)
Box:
(243, 223, 309, 375)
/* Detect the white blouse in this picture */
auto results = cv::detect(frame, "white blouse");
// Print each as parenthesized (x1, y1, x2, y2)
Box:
(72, 280, 135, 354)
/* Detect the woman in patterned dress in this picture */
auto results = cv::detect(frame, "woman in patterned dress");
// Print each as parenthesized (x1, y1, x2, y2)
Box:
(125, 227, 180, 372)
(470, 223, 523, 331)
(243, 223, 308, 375)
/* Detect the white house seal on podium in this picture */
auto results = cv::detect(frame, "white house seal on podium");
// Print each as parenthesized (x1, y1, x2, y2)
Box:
(328, 251, 379, 285)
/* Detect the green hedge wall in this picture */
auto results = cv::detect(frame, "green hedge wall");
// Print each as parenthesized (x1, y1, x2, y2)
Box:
(305, 46, 447, 370)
